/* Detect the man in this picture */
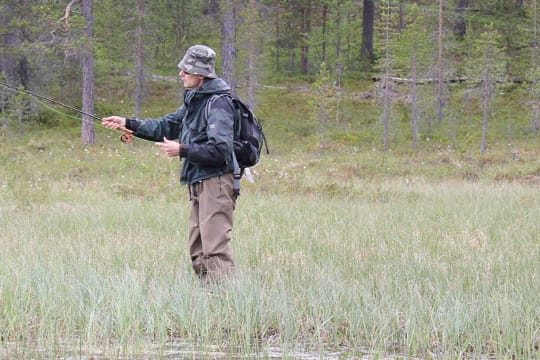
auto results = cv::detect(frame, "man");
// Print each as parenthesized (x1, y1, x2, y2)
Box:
(102, 45, 237, 284)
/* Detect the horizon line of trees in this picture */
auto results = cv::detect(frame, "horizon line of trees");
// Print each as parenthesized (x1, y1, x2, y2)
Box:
(0, 0, 538, 151)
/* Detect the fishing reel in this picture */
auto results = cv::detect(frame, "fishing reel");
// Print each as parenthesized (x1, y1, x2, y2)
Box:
(120, 130, 133, 144)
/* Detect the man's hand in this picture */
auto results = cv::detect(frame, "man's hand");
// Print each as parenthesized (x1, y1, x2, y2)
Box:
(101, 116, 127, 131)
(156, 137, 182, 157)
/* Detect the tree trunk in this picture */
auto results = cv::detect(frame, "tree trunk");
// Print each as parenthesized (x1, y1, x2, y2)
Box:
(17, 100, 23, 136)
(480, 71, 491, 154)
(335, 62, 343, 125)
(437, 0, 444, 123)
(411, 50, 418, 148)
(80, 0, 95, 145)
(334, 0, 343, 124)
(0, 104, 5, 130)
(134, 0, 144, 117)
(398, 2, 405, 30)
(320, 89, 326, 149)
(532, 0, 539, 138)
(361, 0, 374, 61)
(0, 2, 19, 127)
(454, 0, 468, 39)
(274, 7, 280, 72)
(300, 4, 311, 75)
(382, 3, 391, 152)
(175, 1, 187, 56)
(0, 2, 24, 87)
(516, 0, 524, 14)
(321, 4, 327, 63)
(246, 0, 257, 110)
(220, 0, 236, 95)
(531, 99, 538, 138)
(335, 0, 342, 69)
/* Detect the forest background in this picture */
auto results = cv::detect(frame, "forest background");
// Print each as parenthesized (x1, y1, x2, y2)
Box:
(1, 0, 539, 158)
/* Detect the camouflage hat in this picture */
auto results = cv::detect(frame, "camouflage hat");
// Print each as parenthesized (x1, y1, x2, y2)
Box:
(177, 45, 217, 79)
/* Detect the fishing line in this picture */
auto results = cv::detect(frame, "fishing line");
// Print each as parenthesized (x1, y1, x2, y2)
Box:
(0, 81, 133, 142)
(0, 81, 102, 120)
(20, 92, 81, 122)
(30, 96, 115, 136)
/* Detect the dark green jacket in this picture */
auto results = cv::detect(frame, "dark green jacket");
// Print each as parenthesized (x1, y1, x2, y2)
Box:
(126, 78, 235, 185)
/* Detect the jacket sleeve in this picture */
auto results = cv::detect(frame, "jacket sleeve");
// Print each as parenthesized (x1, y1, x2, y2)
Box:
(126, 106, 186, 142)
(180, 96, 234, 166)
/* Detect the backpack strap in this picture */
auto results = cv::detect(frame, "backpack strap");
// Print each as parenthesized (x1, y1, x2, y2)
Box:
(205, 94, 242, 197)
(204, 94, 226, 121)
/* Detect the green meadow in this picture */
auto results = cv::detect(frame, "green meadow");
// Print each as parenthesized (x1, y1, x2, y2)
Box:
(1, 122, 539, 359)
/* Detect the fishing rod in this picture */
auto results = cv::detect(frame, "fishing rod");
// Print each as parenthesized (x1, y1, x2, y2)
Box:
(0, 80, 133, 143)
(0, 80, 101, 121)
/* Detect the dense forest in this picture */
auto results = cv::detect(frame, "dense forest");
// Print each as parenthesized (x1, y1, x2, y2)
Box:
(1, 0, 539, 152)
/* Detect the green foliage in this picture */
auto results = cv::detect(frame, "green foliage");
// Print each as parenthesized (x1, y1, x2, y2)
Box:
(465, 24, 507, 82)
(307, 62, 339, 148)
(28, 109, 62, 128)
(392, 4, 432, 78)
(373, 0, 401, 73)
(305, 0, 362, 72)
(1, 1, 540, 174)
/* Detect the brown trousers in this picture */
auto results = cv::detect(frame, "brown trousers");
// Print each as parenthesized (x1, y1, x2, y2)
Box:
(188, 173, 236, 283)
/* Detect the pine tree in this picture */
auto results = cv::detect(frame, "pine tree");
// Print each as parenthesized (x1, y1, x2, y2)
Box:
(220, 0, 236, 94)
(309, 62, 337, 150)
(530, 0, 539, 138)
(436, 0, 445, 124)
(466, 24, 507, 153)
(80, 0, 96, 145)
(375, 0, 400, 152)
(237, 0, 264, 109)
(393, 4, 431, 148)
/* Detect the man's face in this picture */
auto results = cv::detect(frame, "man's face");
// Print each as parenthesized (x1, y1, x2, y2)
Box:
(179, 70, 205, 89)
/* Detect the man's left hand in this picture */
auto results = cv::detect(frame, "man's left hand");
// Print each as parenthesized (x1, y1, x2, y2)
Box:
(156, 137, 182, 157)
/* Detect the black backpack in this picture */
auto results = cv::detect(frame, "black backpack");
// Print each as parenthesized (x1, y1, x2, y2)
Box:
(206, 94, 269, 195)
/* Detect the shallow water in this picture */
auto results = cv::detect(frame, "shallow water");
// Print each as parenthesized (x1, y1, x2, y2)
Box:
(0, 339, 414, 359)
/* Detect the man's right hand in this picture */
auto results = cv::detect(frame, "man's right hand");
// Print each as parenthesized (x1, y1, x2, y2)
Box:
(101, 116, 127, 131)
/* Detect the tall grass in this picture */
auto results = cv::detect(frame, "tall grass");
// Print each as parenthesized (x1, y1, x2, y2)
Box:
(1, 131, 539, 359)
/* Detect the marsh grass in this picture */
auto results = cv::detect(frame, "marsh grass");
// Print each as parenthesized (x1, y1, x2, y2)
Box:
(1, 131, 540, 359)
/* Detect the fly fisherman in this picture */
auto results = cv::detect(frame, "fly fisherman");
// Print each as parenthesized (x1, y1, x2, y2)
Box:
(102, 45, 237, 284)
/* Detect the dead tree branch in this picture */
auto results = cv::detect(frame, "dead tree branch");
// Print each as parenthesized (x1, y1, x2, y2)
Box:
(59, 0, 81, 26)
